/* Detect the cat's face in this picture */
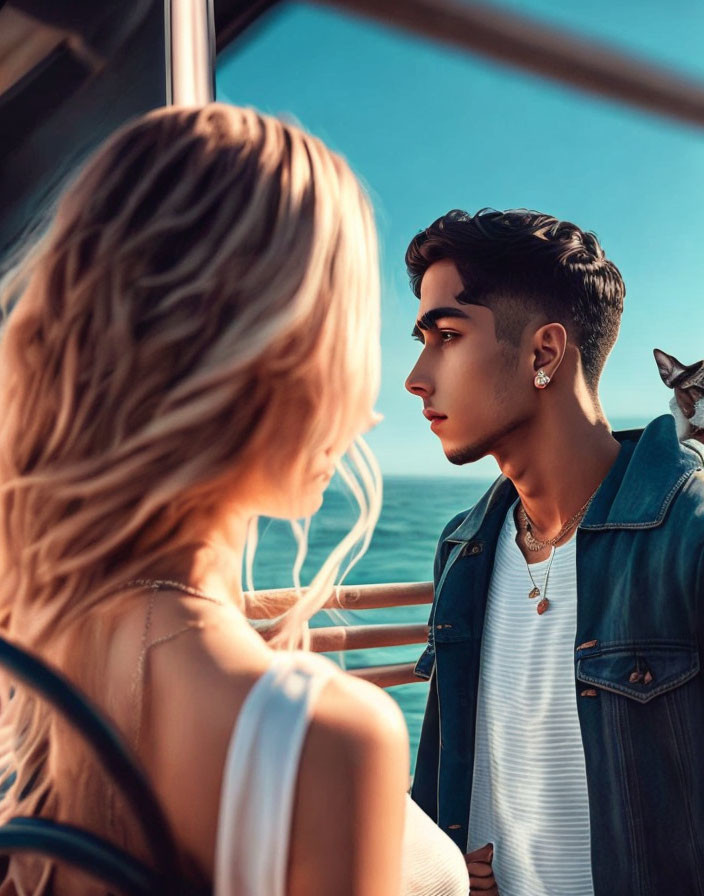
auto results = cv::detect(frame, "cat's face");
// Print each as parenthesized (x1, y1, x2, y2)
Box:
(654, 348, 704, 441)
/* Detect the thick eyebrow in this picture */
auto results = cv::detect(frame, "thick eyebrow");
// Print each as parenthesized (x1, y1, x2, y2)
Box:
(411, 306, 470, 339)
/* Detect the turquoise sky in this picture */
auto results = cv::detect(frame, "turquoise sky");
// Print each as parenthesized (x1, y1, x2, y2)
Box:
(216, 0, 704, 479)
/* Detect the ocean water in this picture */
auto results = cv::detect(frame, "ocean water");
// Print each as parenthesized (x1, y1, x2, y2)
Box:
(251, 474, 494, 773)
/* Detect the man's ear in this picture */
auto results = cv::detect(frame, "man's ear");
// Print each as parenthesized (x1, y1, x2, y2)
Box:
(532, 323, 567, 380)
(653, 348, 686, 387)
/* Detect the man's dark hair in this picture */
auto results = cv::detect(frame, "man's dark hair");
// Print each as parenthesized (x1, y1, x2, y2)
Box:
(405, 208, 625, 389)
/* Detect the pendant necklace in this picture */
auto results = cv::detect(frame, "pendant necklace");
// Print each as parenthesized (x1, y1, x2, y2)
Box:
(525, 546, 556, 615)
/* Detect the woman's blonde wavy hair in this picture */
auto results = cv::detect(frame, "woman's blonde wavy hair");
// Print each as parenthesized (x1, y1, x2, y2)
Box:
(0, 103, 381, 869)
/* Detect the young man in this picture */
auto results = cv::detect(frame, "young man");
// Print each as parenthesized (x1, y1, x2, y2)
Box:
(404, 209, 704, 896)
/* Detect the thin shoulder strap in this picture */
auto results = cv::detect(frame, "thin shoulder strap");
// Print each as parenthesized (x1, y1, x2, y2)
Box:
(214, 652, 336, 896)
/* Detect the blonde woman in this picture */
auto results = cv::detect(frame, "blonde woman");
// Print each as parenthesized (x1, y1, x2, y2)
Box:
(0, 105, 469, 895)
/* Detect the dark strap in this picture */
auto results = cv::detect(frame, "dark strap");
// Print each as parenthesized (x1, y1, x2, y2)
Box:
(0, 636, 184, 891)
(0, 817, 163, 895)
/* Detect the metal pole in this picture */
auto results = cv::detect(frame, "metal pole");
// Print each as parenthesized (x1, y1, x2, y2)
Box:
(321, 0, 704, 129)
(168, 0, 215, 104)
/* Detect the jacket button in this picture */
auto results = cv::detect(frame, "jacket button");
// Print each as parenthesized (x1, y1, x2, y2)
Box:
(462, 542, 482, 556)
(580, 689, 598, 698)
(629, 671, 643, 683)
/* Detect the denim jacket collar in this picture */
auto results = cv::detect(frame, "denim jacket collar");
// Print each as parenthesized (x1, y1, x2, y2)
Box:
(444, 414, 704, 545)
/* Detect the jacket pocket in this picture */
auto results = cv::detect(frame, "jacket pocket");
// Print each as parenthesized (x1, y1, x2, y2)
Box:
(576, 640, 699, 703)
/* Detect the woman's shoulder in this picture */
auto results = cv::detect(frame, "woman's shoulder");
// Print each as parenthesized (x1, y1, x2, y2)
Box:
(133, 596, 407, 774)
(307, 657, 408, 754)
(124, 597, 409, 888)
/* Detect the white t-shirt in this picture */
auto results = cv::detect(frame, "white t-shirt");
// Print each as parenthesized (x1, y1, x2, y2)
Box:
(467, 502, 594, 896)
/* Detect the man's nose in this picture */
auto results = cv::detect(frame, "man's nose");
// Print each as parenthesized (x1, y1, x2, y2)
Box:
(405, 360, 432, 397)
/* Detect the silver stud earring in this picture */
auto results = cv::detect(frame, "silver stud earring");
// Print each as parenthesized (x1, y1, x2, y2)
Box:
(534, 369, 551, 389)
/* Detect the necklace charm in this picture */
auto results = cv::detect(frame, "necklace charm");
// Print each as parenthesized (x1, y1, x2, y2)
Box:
(524, 543, 556, 618)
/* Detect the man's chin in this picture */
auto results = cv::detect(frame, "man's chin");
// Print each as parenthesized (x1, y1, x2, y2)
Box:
(445, 441, 491, 465)
(441, 417, 525, 466)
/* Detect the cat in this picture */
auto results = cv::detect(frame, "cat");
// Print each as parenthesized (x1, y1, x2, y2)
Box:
(654, 348, 704, 443)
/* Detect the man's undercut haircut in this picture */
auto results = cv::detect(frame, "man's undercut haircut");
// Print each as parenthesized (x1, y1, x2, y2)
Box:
(406, 208, 626, 389)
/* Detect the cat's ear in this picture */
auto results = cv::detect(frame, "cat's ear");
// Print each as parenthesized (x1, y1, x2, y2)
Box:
(653, 348, 687, 387)
(681, 359, 704, 390)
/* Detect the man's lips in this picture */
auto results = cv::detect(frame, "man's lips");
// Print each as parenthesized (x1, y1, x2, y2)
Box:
(422, 408, 447, 432)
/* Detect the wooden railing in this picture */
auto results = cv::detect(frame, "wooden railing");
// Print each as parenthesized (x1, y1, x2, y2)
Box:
(251, 582, 433, 687)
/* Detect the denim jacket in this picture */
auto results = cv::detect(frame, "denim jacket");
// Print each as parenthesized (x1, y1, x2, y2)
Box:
(411, 415, 704, 896)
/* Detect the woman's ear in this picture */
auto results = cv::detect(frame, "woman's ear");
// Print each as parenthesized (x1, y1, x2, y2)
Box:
(532, 323, 567, 381)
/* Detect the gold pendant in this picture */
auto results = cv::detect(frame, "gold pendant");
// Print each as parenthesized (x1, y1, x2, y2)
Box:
(528, 587, 540, 599)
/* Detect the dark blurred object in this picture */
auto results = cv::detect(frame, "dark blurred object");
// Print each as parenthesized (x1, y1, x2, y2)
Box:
(215, 0, 281, 53)
(0, 635, 206, 894)
(325, 0, 704, 130)
(0, 0, 169, 271)
(0, 0, 276, 273)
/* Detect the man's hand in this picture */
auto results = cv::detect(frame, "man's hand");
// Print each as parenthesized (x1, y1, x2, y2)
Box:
(464, 843, 498, 895)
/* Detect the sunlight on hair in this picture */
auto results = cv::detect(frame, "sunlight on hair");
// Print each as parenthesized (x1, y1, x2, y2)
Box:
(291, 516, 311, 593)
(243, 514, 259, 595)
(246, 435, 383, 651)
(335, 437, 381, 586)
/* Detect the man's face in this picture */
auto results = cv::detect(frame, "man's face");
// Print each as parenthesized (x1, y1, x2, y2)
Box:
(405, 259, 531, 464)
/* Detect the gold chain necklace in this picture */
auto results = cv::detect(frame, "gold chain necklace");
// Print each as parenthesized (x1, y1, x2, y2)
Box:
(123, 578, 224, 605)
(519, 486, 599, 553)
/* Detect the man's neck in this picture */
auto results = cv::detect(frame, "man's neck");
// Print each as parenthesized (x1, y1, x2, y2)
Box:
(495, 403, 621, 539)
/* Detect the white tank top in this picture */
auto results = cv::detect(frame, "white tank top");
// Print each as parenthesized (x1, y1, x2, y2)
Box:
(214, 650, 469, 896)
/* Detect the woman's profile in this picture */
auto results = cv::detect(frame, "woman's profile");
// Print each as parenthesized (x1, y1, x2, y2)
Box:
(0, 104, 468, 895)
